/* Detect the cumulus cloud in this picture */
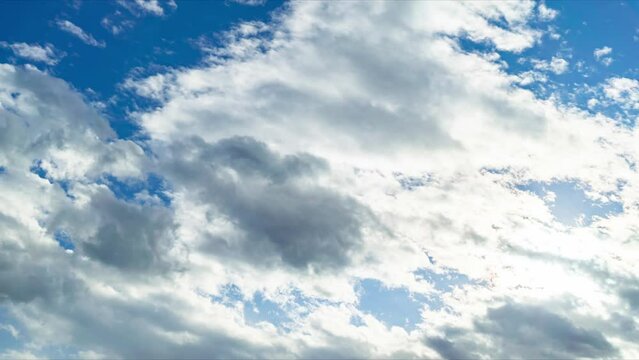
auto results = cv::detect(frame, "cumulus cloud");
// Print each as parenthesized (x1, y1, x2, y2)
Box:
(2, 1, 639, 358)
(0, 42, 63, 65)
(594, 46, 613, 65)
(56, 20, 106, 47)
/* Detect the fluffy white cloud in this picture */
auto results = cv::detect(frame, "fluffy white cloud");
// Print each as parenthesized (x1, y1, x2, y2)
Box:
(0, 42, 63, 65)
(532, 56, 569, 74)
(117, 0, 176, 17)
(594, 46, 613, 65)
(2, 1, 639, 358)
(603, 77, 639, 109)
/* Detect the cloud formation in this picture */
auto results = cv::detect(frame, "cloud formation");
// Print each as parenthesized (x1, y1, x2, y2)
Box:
(1, 1, 639, 358)
(56, 20, 106, 47)
(0, 42, 63, 65)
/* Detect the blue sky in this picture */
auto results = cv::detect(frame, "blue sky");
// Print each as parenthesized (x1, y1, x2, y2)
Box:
(1, 1, 639, 358)
(0, 0, 282, 137)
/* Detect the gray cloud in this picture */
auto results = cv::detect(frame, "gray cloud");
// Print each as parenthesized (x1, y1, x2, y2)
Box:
(428, 304, 618, 359)
(162, 136, 373, 271)
(620, 288, 639, 311)
(426, 336, 475, 360)
(82, 191, 177, 271)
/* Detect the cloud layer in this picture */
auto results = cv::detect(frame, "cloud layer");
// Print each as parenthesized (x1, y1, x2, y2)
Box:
(1, 1, 639, 358)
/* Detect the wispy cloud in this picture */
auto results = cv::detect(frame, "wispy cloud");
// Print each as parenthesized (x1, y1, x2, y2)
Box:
(0, 42, 64, 65)
(56, 19, 105, 48)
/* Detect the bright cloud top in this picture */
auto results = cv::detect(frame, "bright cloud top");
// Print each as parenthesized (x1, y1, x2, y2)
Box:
(1, 1, 639, 359)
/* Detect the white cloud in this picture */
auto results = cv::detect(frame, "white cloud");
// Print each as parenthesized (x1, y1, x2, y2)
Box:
(117, 0, 176, 17)
(594, 46, 613, 65)
(56, 20, 106, 48)
(538, 2, 559, 21)
(603, 77, 639, 109)
(0, 42, 63, 65)
(594, 46, 613, 59)
(2, 1, 639, 358)
(231, 0, 267, 5)
(100, 16, 134, 35)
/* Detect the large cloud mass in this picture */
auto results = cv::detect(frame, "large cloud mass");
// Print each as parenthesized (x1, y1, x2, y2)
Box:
(1, 1, 639, 358)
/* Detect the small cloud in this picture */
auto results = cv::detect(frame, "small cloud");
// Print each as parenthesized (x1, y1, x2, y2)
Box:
(593, 46, 613, 66)
(0, 42, 64, 65)
(517, 70, 548, 86)
(532, 56, 569, 75)
(594, 46, 612, 59)
(229, 0, 266, 5)
(549, 57, 569, 74)
(587, 98, 599, 109)
(101, 15, 134, 35)
(538, 2, 558, 21)
(117, 0, 176, 17)
(56, 20, 105, 47)
(133, 0, 164, 16)
(603, 77, 639, 109)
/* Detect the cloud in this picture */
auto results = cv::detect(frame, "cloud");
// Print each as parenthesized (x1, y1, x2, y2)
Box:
(100, 16, 134, 35)
(117, 0, 176, 17)
(538, 2, 559, 21)
(56, 20, 106, 47)
(0, 42, 63, 65)
(594, 46, 613, 65)
(2, 1, 639, 358)
(532, 56, 569, 74)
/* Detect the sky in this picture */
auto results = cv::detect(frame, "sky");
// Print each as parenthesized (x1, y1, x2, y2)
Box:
(1, 0, 639, 358)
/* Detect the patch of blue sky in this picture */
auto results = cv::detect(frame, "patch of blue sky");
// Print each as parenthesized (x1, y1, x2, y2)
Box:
(412, 267, 483, 312)
(356, 279, 426, 330)
(393, 172, 432, 191)
(243, 292, 293, 329)
(53, 230, 75, 252)
(0, 166, 6, 174)
(0, 309, 77, 359)
(29, 160, 73, 198)
(207, 284, 339, 330)
(99, 173, 171, 206)
(29, 160, 48, 179)
(414, 268, 477, 293)
(0, 307, 22, 353)
(209, 283, 244, 305)
(516, 180, 623, 226)
(207, 284, 293, 329)
(0, 0, 283, 139)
